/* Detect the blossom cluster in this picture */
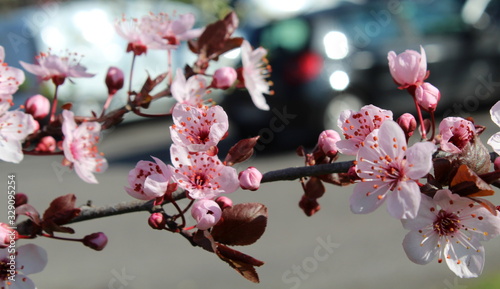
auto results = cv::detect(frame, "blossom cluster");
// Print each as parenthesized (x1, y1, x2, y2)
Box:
(310, 46, 500, 278)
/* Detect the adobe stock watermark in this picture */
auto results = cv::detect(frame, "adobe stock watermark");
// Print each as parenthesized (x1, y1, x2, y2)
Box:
(442, 73, 500, 119)
(8, 0, 62, 54)
(254, 106, 297, 151)
(282, 235, 340, 289)
(108, 267, 136, 289)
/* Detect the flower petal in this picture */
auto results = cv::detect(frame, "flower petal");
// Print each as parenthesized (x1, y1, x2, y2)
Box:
(402, 230, 439, 265)
(444, 237, 484, 278)
(16, 244, 47, 275)
(350, 181, 389, 214)
(405, 141, 436, 180)
(386, 181, 421, 219)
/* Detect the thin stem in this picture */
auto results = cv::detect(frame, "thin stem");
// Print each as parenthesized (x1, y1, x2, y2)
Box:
(100, 93, 115, 118)
(430, 111, 436, 141)
(413, 96, 427, 140)
(41, 233, 82, 242)
(128, 54, 137, 102)
(167, 49, 173, 85)
(49, 84, 60, 123)
(132, 109, 171, 118)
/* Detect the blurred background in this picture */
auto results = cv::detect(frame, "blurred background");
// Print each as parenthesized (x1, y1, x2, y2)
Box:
(2, 0, 500, 288)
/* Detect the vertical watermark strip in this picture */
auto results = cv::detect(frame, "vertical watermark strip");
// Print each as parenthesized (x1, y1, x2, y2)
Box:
(6, 173, 17, 282)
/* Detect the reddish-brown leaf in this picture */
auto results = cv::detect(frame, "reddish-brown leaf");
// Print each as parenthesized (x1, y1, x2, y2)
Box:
(42, 194, 81, 235)
(224, 136, 260, 166)
(304, 177, 325, 199)
(450, 165, 494, 197)
(211, 203, 267, 246)
(216, 243, 264, 283)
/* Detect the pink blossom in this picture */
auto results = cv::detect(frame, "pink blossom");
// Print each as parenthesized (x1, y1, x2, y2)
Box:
(402, 189, 500, 278)
(24, 94, 50, 120)
(115, 15, 155, 55)
(170, 68, 208, 107)
(211, 67, 237, 89)
(336, 104, 393, 156)
(439, 117, 475, 153)
(125, 156, 174, 200)
(82, 232, 108, 251)
(240, 40, 272, 111)
(143, 12, 203, 50)
(239, 166, 263, 191)
(62, 110, 107, 184)
(191, 199, 222, 230)
(170, 104, 228, 152)
(170, 144, 239, 200)
(487, 101, 500, 154)
(0, 223, 17, 249)
(352, 120, 436, 219)
(415, 82, 440, 112)
(0, 103, 37, 163)
(0, 244, 47, 289)
(0, 46, 25, 105)
(387, 46, 428, 88)
(20, 50, 94, 85)
(318, 130, 341, 157)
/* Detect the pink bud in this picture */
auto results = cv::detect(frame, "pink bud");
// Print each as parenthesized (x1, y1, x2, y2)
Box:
(0, 223, 18, 249)
(397, 113, 417, 140)
(35, 136, 56, 152)
(105, 66, 124, 95)
(494, 157, 500, 171)
(415, 82, 440, 112)
(82, 232, 108, 251)
(215, 196, 233, 210)
(238, 166, 263, 191)
(318, 130, 341, 157)
(14, 193, 28, 207)
(211, 67, 237, 89)
(24, 94, 50, 120)
(387, 46, 427, 88)
(191, 199, 222, 230)
(148, 212, 166, 230)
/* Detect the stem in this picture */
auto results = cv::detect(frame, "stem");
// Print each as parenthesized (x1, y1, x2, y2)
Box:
(132, 109, 171, 118)
(41, 233, 82, 242)
(430, 111, 436, 141)
(168, 49, 173, 85)
(100, 93, 115, 118)
(128, 54, 137, 102)
(413, 96, 427, 140)
(49, 84, 60, 123)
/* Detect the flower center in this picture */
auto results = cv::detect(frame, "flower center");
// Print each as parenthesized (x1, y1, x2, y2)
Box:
(0, 258, 16, 281)
(433, 209, 460, 236)
(191, 173, 208, 189)
(449, 126, 473, 150)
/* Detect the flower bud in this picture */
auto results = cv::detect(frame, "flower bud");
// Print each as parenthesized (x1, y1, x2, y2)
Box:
(211, 67, 237, 89)
(239, 166, 262, 191)
(397, 113, 417, 140)
(415, 82, 440, 112)
(317, 130, 340, 157)
(82, 232, 108, 251)
(0, 223, 18, 248)
(387, 46, 427, 88)
(191, 200, 222, 230)
(148, 212, 166, 230)
(14, 193, 28, 207)
(494, 157, 500, 171)
(215, 196, 233, 210)
(105, 66, 124, 95)
(35, 136, 56, 152)
(24, 94, 50, 120)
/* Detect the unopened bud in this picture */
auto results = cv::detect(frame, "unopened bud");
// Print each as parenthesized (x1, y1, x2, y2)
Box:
(25, 94, 50, 120)
(191, 200, 222, 230)
(215, 196, 233, 210)
(397, 113, 417, 141)
(239, 167, 262, 191)
(105, 66, 124, 95)
(0, 223, 17, 248)
(35, 136, 56, 152)
(14, 193, 28, 207)
(211, 67, 237, 89)
(82, 232, 108, 251)
(148, 212, 166, 230)
(415, 82, 440, 112)
(317, 130, 340, 157)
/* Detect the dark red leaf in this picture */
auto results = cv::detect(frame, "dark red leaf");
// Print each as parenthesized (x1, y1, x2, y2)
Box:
(304, 177, 325, 199)
(224, 136, 260, 166)
(193, 230, 216, 253)
(211, 203, 267, 246)
(216, 243, 264, 283)
(450, 165, 494, 197)
(16, 204, 41, 225)
(42, 194, 81, 235)
(468, 197, 498, 216)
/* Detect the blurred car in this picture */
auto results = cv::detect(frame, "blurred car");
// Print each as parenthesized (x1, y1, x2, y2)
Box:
(221, 0, 500, 150)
